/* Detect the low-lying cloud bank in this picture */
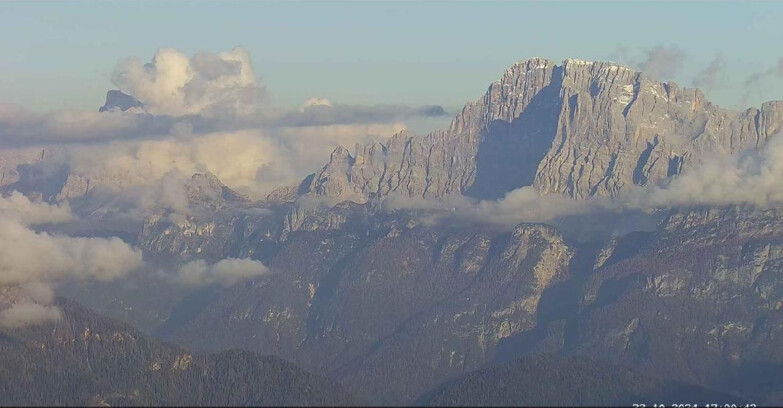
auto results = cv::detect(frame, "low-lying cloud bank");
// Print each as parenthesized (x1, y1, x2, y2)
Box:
(0, 191, 273, 328)
(0, 47, 446, 207)
(0, 193, 144, 328)
(112, 47, 263, 117)
(54, 122, 406, 204)
(0, 191, 73, 224)
(638, 133, 783, 208)
(383, 132, 783, 237)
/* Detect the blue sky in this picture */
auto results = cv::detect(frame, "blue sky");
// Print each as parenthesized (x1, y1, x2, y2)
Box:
(1, 0, 782, 118)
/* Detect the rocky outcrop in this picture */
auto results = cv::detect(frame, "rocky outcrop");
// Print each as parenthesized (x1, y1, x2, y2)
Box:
(302, 58, 783, 202)
(55, 173, 90, 201)
(183, 172, 249, 212)
(98, 90, 145, 113)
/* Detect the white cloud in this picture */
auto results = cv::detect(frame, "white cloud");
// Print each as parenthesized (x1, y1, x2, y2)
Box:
(177, 257, 269, 287)
(62, 122, 406, 201)
(0, 47, 444, 211)
(0, 218, 143, 285)
(0, 187, 144, 328)
(112, 47, 263, 116)
(0, 191, 73, 225)
(0, 195, 143, 328)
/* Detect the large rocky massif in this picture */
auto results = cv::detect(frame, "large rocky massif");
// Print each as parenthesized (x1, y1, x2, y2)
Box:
(6, 57, 783, 405)
(298, 58, 782, 202)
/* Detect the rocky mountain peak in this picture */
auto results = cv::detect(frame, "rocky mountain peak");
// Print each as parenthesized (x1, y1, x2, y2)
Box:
(185, 172, 248, 212)
(328, 145, 354, 164)
(297, 57, 783, 204)
(98, 90, 144, 113)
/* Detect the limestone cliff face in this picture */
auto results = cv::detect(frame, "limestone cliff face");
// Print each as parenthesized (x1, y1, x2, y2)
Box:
(153, 217, 575, 404)
(304, 58, 560, 203)
(303, 58, 783, 202)
(98, 90, 145, 113)
(535, 61, 782, 199)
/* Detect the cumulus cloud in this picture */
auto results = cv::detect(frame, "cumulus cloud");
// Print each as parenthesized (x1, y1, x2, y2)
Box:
(383, 133, 783, 238)
(0, 223, 143, 328)
(0, 191, 73, 225)
(0, 104, 178, 147)
(693, 54, 726, 90)
(66, 130, 288, 198)
(74, 171, 195, 222)
(56, 120, 405, 203)
(177, 258, 269, 287)
(112, 47, 263, 116)
(383, 188, 613, 226)
(0, 47, 446, 210)
(382, 188, 653, 240)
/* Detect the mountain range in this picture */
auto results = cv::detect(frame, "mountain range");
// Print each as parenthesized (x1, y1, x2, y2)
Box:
(4, 57, 783, 406)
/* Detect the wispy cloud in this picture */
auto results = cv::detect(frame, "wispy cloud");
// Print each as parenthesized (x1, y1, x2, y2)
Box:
(692, 54, 726, 90)
(607, 44, 687, 81)
(0, 192, 144, 328)
(0, 48, 447, 204)
(742, 57, 783, 104)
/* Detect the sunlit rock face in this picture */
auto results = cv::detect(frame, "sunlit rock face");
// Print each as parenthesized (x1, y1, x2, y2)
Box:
(302, 58, 783, 202)
(147, 214, 575, 404)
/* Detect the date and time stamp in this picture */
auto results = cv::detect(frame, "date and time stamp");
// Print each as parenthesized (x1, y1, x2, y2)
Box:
(632, 405, 757, 408)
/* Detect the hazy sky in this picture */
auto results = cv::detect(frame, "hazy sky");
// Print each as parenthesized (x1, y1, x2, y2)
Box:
(1, 0, 782, 118)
